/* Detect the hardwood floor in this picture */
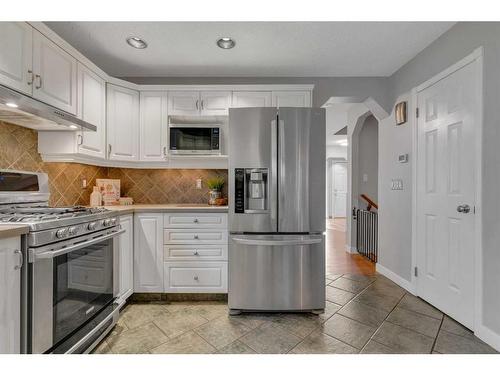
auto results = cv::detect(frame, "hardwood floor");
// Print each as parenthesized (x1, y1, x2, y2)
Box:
(326, 218, 375, 276)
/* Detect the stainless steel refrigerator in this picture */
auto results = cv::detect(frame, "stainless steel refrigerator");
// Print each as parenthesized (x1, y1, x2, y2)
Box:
(228, 107, 326, 314)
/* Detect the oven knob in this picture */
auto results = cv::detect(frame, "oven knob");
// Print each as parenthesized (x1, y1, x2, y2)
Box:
(56, 228, 69, 238)
(110, 218, 117, 226)
(104, 219, 112, 227)
(87, 222, 97, 230)
(68, 226, 79, 236)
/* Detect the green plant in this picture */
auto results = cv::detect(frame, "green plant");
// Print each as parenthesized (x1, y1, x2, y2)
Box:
(206, 177, 225, 191)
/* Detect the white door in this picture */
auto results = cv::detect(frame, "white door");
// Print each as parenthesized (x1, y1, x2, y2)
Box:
(0, 236, 21, 354)
(140, 91, 168, 161)
(77, 63, 106, 159)
(32, 31, 77, 114)
(168, 91, 200, 116)
(200, 91, 231, 115)
(416, 59, 479, 329)
(272, 91, 311, 107)
(107, 84, 140, 161)
(0, 22, 33, 95)
(134, 213, 163, 292)
(117, 214, 134, 301)
(232, 91, 272, 107)
(333, 162, 347, 218)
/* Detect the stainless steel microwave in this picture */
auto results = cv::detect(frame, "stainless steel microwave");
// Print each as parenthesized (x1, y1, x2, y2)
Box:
(169, 126, 221, 155)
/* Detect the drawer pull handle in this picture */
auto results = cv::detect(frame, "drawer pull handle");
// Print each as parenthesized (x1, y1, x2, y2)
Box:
(194, 234, 199, 239)
(194, 250, 199, 255)
(194, 276, 199, 281)
(193, 218, 199, 223)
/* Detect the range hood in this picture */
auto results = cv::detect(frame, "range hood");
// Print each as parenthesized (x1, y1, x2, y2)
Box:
(0, 84, 96, 131)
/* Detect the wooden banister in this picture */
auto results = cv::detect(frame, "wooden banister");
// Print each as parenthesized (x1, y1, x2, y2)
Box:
(360, 194, 378, 211)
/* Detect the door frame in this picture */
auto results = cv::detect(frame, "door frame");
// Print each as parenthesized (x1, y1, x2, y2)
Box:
(410, 46, 483, 331)
(326, 157, 347, 219)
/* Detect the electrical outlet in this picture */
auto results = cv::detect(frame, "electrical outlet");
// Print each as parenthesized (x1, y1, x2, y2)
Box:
(196, 178, 202, 189)
(82, 179, 87, 189)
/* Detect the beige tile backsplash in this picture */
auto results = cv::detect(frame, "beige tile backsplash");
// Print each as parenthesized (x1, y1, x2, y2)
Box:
(0, 121, 227, 207)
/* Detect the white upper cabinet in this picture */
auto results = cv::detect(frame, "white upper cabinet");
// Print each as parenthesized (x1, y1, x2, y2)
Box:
(0, 22, 33, 96)
(77, 63, 106, 159)
(140, 91, 168, 161)
(168, 91, 231, 116)
(32, 31, 77, 114)
(168, 91, 200, 116)
(200, 91, 231, 115)
(0, 236, 22, 354)
(107, 84, 140, 161)
(232, 91, 272, 108)
(272, 91, 311, 107)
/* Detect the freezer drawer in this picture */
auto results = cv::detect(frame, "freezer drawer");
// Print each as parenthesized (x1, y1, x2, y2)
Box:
(228, 234, 325, 311)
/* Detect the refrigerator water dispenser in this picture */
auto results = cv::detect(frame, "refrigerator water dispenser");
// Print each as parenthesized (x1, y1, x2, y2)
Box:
(234, 168, 268, 213)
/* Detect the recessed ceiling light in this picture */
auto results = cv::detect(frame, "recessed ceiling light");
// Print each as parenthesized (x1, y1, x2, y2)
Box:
(69, 125, 78, 129)
(216, 37, 236, 49)
(5, 102, 18, 108)
(126, 36, 148, 49)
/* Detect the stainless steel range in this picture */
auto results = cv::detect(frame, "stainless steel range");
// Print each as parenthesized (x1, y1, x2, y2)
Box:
(0, 169, 123, 354)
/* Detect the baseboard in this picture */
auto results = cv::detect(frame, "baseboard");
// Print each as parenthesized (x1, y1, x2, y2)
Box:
(475, 324, 500, 352)
(376, 263, 416, 294)
(345, 245, 358, 254)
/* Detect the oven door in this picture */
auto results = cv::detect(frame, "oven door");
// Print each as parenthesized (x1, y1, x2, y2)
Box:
(169, 127, 220, 154)
(29, 228, 123, 353)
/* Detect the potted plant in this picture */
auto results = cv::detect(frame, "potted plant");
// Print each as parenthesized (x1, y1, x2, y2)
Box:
(206, 177, 225, 205)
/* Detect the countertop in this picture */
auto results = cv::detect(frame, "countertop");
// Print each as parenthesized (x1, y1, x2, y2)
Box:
(101, 204, 228, 215)
(0, 224, 30, 239)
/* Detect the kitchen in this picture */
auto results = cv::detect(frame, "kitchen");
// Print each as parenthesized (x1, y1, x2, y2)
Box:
(2, 4, 499, 372)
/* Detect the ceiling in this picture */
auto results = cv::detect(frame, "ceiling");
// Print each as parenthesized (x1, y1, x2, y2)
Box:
(45, 22, 454, 77)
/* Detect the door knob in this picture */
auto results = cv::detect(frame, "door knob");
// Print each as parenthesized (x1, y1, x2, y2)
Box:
(457, 204, 471, 213)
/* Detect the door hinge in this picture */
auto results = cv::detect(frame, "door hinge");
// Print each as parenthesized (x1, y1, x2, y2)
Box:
(416, 108, 419, 118)
(414, 267, 418, 277)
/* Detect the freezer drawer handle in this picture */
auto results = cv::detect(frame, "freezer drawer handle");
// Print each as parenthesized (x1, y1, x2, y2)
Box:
(231, 236, 322, 246)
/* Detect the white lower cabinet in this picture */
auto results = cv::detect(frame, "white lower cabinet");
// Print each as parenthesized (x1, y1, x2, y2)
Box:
(134, 213, 163, 292)
(0, 236, 22, 354)
(117, 214, 134, 301)
(164, 262, 228, 293)
(162, 212, 228, 293)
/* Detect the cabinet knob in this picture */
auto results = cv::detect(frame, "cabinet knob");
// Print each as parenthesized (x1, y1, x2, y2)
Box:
(14, 249, 23, 270)
(194, 276, 199, 281)
(193, 218, 199, 223)
(35, 74, 42, 89)
(194, 250, 199, 255)
(194, 234, 199, 239)
(27, 70, 34, 85)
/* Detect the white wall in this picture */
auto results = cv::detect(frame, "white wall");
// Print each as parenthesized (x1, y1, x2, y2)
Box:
(357, 115, 378, 206)
(326, 145, 347, 159)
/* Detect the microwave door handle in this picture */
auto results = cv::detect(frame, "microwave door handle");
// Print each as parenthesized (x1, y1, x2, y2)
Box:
(32, 229, 125, 261)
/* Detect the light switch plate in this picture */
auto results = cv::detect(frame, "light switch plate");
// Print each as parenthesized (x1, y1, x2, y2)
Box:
(391, 179, 403, 190)
(196, 178, 202, 189)
(363, 173, 368, 182)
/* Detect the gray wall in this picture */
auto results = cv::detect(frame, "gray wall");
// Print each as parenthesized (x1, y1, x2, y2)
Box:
(357, 115, 378, 206)
(384, 22, 500, 336)
(123, 76, 391, 111)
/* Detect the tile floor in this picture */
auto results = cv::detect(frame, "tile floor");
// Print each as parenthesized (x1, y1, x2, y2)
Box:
(92, 273, 497, 354)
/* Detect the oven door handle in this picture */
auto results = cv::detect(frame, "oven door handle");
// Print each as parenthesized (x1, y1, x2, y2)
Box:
(32, 229, 125, 261)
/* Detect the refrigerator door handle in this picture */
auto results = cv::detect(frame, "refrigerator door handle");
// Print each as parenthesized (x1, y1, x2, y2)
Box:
(231, 235, 323, 247)
(270, 119, 278, 229)
(278, 118, 285, 229)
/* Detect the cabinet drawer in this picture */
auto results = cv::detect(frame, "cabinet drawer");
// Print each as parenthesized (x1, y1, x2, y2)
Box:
(163, 213, 227, 229)
(164, 244, 228, 261)
(164, 229, 228, 244)
(164, 262, 228, 293)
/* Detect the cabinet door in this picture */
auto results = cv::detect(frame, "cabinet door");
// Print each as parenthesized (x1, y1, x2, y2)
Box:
(0, 236, 21, 354)
(140, 91, 168, 161)
(200, 91, 231, 115)
(77, 63, 106, 159)
(232, 91, 272, 108)
(168, 91, 200, 116)
(134, 213, 163, 292)
(107, 84, 140, 161)
(0, 22, 33, 95)
(118, 214, 134, 300)
(32, 31, 77, 114)
(272, 91, 311, 107)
